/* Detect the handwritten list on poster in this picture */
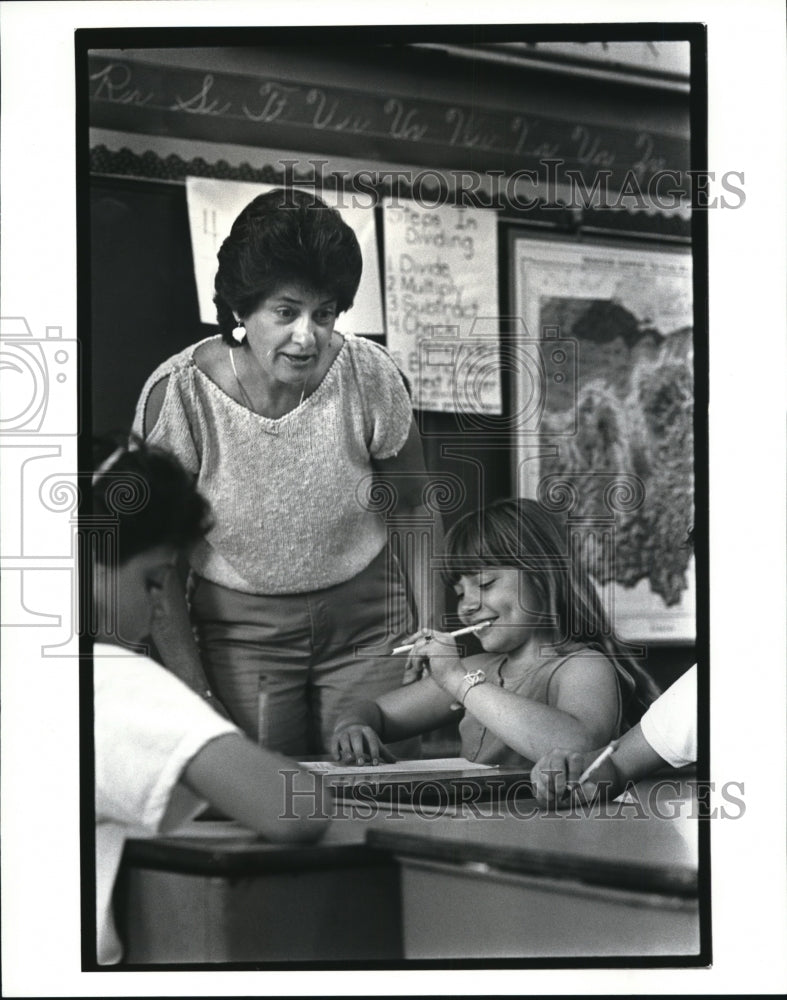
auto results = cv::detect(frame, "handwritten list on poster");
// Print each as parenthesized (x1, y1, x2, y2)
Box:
(383, 200, 500, 413)
(185, 177, 384, 336)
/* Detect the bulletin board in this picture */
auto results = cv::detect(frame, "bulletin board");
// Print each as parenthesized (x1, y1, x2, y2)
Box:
(510, 234, 696, 643)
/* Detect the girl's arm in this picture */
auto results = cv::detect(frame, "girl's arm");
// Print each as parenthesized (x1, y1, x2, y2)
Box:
(417, 635, 620, 764)
(182, 735, 330, 842)
(332, 673, 457, 764)
(372, 420, 447, 631)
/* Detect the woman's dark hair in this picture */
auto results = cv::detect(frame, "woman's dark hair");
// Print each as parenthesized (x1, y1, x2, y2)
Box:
(91, 438, 212, 565)
(442, 498, 660, 728)
(213, 188, 363, 343)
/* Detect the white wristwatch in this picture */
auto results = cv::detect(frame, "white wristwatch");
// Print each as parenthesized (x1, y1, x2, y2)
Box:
(450, 669, 487, 711)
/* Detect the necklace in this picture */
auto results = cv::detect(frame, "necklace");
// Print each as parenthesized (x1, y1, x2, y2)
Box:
(229, 346, 307, 414)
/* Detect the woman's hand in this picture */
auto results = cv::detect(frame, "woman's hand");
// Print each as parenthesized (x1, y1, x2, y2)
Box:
(331, 724, 397, 766)
(531, 748, 619, 809)
(405, 629, 465, 697)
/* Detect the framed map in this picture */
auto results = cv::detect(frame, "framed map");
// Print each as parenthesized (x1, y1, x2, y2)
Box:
(512, 236, 695, 643)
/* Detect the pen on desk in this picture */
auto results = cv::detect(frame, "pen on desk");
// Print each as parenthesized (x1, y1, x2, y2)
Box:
(392, 620, 493, 655)
(576, 740, 619, 785)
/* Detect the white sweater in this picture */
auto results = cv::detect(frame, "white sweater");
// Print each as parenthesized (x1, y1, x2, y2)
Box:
(133, 334, 412, 594)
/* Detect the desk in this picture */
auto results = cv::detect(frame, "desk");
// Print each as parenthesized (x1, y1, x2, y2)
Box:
(116, 773, 700, 963)
(366, 781, 700, 958)
(115, 834, 402, 963)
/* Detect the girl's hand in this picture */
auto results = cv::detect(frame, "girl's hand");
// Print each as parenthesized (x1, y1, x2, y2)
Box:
(531, 748, 619, 809)
(331, 724, 397, 766)
(406, 629, 464, 695)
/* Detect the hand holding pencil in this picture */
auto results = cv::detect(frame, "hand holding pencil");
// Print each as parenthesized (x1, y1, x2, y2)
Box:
(393, 620, 492, 656)
(531, 741, 621, 810)
(397, 622, 492, 687)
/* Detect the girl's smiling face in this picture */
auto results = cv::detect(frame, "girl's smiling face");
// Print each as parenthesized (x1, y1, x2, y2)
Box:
(453, 567, 545, 653)
(240, 284, 338, 388)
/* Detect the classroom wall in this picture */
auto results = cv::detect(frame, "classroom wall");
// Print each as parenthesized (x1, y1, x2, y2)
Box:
(86, 41, 696, 693)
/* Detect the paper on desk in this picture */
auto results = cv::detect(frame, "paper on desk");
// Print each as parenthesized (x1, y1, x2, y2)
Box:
(298, 757, 498, 776)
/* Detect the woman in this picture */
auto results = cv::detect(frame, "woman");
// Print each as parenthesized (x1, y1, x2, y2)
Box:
(134, 188, 442, 756)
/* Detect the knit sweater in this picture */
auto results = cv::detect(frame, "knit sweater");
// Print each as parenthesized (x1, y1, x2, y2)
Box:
(133, 334, 413, 594)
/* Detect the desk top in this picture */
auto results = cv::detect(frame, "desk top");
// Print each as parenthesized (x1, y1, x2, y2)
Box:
(123, 777, 698, 897)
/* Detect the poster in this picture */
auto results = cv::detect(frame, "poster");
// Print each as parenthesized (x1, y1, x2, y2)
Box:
(514, 237, 695, 641)
(383, 199, 501, 413)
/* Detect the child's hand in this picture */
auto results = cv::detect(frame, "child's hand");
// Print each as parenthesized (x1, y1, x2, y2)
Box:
(331, 725, 397, 766)
(407, 629, 464, 693)
(531, 748, 619, 809)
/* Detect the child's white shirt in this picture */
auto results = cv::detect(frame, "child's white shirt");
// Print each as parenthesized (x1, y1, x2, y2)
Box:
(639, 664, 697, 767)
(94, 643, 239, 965)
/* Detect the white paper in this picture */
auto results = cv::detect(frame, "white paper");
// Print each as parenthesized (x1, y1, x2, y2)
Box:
(299, 757, 498, 776)
(185, 177, 385, 335)
(383, 198, 501, 413)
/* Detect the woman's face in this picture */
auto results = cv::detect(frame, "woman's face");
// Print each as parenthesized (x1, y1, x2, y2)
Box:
(240, 284, 338, 387)
(453, 566, 544, 654)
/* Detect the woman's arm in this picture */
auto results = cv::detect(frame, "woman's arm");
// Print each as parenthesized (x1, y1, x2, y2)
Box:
(372, 420, 447, 631)
(148, 566, 220, 706)
(182, 735, 330, 842)
(415, 636, 620, 763)
(141, 378, 225, 709)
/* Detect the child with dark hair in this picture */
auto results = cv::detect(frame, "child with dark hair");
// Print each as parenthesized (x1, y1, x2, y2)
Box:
(91, 441, 328, 965)
(134, 188, 439, 757)
(332, 498, 659, 768)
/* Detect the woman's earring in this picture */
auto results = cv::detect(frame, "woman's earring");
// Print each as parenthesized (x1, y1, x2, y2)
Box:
(232, 322, 246, 344)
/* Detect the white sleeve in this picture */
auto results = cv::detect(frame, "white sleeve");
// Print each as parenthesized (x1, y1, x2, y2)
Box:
(94, 646, 240, 832)
(639, 664, 697, 767)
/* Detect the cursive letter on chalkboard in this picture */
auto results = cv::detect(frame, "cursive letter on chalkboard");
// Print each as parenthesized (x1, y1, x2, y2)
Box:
(572, 125, 616, 168)
(172, 75, 232, 116)
(306, 89, 370, 133)
(632, 132, 667, 179)
(90, 63, 154, 106)
(384, 99, 429, 142)
(511, 116, 531, 155)
(243, 81, 297, 123)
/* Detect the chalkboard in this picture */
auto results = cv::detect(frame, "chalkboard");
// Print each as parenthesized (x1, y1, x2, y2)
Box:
(89, 177, 215, 433)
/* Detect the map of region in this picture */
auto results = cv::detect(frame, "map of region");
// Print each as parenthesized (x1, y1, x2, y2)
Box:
(539, 296, 693, 607)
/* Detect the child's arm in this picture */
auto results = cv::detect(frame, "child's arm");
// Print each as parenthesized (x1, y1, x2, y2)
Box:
(331, 674, 457, 764)
(531, 724, 667, 808)
(181, 735, 330, 842)
(415, 637, 620, 764)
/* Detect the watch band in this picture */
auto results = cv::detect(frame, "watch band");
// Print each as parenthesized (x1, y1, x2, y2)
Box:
(450, 668, 487, 711)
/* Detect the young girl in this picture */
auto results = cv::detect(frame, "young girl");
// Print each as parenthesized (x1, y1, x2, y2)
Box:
(91, 441, 329, 965)
(332, 498, 659, 769)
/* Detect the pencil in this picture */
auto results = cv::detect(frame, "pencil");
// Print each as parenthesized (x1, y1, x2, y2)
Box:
(392, 621, 493, 655)
(576, 740, 619, 785)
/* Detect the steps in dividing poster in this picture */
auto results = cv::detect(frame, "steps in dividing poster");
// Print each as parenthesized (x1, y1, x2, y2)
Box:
(383, 199, 501, 414)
